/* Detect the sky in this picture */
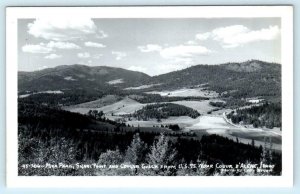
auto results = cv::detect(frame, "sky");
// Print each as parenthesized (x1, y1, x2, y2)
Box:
(18, 18, 281, 76)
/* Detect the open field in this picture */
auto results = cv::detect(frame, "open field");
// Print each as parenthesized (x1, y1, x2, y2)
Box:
(186, 115, 282, 150)
(146, 87, 219, 98)
(186, 115, 231, 130)
(65, 95, 121, 109)
(63, 92, 282, 151)
(65, 96, 220, 116)
(126, 116, 199, 128)
(66, 97, 146, 115)
(125, 114, 282, 151)
(124, 83, 162, 90)
(170, 100, 215, 114)
(106, 78, 124, 85)
(19, 90, 64, 98)
(210, 108, 233, 116)
(99, 97, 145, 115)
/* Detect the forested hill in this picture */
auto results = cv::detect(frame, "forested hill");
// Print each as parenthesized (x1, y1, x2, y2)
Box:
(18, 64, 151, 93)
(19, 101, 281, 176)
(18, 60, 281, 106)
(151, 60, 281, 100)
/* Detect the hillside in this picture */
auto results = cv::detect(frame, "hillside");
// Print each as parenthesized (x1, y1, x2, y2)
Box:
(151, 60, 281, 100)
(19, 101, 279, 176)
(18, 64, 150, 93)
(18, 60, 281, 107)
(18, 60, 282, 176)
(18, 65, 151, 105)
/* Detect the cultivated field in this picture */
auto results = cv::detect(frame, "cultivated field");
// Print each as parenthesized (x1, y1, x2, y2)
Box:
(186, 115, 282, 150)
(66, 97, 145, 115)
(98, 97, 145, 115)
(146, 87, 219, 98)
(63, 88, 282, 151)
(65, 95, 121, 109)
(126, 116, 199, 128)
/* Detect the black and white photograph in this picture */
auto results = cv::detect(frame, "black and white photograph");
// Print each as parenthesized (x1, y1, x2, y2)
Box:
(6, 6, 293, 187)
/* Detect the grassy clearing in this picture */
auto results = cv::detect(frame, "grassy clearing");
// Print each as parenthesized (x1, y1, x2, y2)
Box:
(98, 97, 145, 115)
(124, 83, 162, 90)
(146, 87, 219, 98)
(64, 94, 282, 151)
(126, 116, 199, 128)
(65, 95, 122, 110)
(65, 96, 145, 115)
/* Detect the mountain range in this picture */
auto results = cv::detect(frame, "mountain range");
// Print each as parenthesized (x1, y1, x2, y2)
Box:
(18, 60, 281, 106)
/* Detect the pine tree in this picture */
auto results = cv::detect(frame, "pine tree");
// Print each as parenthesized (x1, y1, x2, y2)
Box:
(96, 149, 124, 176)
(124, 133, 146, 165)
(258, 137, 273, 176)
(98, 149, 123, 165)
(251, 139, 255, 147)
(146, 133, 177, 175)
(122, 133, 147, 175)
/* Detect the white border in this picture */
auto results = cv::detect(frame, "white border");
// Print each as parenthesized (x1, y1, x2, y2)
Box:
(6, 6, 293, 188)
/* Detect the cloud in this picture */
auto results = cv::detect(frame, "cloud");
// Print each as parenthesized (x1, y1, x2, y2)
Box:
(22, 44, 53, 53)
(160, 45, 212, 62)
(137, 43, 211, 64)
(93, 54, 103, 59)
(196, 25, 280, 48)
(96, 30, 108, 39)
(84, 41, 106, 48)
(127, 63, 187, 76)
(22, 41, 80, 54)
(112, 51, 126, 60)
(173, 57, 194, 64)
(46, 41, 80, 49)
(44, 53, 62, 59)
(186, 40, 197, 45)
(138, 44, 162, 52)
(155, 63, 186, 75)
(27, 17, 97, 41)
(195, 32, 210, 41)
(215, 25, 280, 48)
(128, 65, 147, 73)
(38, 65, 48, 70)
(77, 52, 91, 58)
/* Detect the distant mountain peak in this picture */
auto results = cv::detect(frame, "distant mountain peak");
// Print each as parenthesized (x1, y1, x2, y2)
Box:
(222, 60, 264, 72)
(18, 64, 151, 94)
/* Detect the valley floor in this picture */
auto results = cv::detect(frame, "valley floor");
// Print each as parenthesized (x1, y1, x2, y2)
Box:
(64, 94, 282, 151)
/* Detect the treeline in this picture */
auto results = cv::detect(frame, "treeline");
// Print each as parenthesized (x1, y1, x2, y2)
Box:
(18, 87, 129, 107)
(151, 60, 281, 105)
(133, 103, 200, 121)
(227, 102, 282, 129)
(18, 101, 93, 129)
(18, 126, 281, 176)
(18, 102, 281, 176)
(19, 91, 102, 107)
(209, 101, 226, 108)
(132, 94, 209, 104)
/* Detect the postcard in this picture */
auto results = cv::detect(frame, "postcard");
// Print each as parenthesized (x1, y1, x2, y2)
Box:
(6, 6, 293, 187)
